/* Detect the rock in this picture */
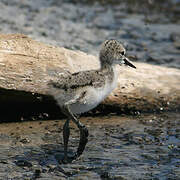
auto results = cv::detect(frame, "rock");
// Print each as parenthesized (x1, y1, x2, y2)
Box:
(170, 32, 180, 42)
(0, 33, 180, 120)
(15, 160, 32, 167)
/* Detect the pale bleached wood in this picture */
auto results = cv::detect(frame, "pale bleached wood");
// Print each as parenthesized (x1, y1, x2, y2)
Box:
(0, 33, 180, 113)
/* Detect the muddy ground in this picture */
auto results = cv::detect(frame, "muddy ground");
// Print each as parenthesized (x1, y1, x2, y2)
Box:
(0, 112, 179, 179)
(0, 0, 180, 179)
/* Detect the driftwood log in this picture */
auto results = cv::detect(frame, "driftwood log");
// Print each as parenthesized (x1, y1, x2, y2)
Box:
(0, 34, 180, 120)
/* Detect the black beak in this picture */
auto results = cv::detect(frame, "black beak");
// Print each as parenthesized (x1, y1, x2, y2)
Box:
(123, 57, 136, 69)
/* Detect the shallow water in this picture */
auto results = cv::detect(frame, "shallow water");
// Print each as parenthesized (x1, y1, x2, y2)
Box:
(0, 0, 180, 179)
(0, 0, 180, 69)
(0, 112, 179, 179)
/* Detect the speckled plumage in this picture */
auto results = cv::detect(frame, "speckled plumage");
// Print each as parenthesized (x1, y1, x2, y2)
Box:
(50, 39, 125, 91)
(49, 66, 116, 114)
(49, 40, 129, 114)
(51, 69, 110, 90)
(48, 39, 136, 162)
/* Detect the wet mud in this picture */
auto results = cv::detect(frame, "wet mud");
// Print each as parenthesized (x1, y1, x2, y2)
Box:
(0, 112, 179, 179)
(0, 0, 180, 179)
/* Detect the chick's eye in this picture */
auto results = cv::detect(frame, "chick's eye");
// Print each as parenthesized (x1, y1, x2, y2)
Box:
(121, 51, 125, 55)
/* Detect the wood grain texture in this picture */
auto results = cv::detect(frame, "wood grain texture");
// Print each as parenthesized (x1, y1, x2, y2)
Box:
(0, 33, 180, 115)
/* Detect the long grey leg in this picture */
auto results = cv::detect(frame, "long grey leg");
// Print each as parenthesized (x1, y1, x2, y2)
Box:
(63, 118, 70, 162)
(71, 116, 89, 158)
(64, 104, 89, 159)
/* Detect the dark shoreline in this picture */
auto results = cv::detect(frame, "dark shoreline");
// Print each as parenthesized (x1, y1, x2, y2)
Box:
(0, 112, 179, 179)
(0, 0, 179, 179)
